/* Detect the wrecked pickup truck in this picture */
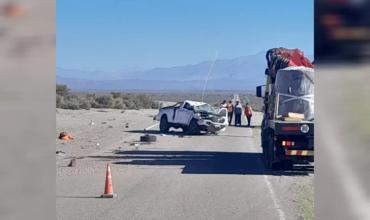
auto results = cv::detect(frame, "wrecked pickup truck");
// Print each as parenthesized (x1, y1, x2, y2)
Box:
(154, 100, 228, 134)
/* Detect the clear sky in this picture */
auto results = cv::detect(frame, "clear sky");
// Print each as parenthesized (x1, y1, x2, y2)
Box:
(57, 0, 313, 71)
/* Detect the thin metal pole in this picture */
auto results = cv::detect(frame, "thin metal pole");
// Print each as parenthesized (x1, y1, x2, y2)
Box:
(201, 51, 218, 102)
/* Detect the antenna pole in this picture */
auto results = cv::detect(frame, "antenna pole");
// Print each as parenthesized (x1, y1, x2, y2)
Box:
(201, 51, 218, 102)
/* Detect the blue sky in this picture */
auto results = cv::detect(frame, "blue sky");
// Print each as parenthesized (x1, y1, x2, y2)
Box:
(57, 0, 313, 71)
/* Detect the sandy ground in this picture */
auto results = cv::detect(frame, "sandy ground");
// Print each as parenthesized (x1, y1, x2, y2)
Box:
(56, 108, 313, 220)
(56, 108, 159, 165)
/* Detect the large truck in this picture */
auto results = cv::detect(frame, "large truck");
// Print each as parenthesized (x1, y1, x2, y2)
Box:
(256, 48, 314, 170)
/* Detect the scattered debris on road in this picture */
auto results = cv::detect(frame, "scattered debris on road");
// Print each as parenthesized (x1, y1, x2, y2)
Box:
(68, 158, 76, 167)
(56, 150, 66, 155)
(140, 134, 157, 142)
(58, 132, 74, 140)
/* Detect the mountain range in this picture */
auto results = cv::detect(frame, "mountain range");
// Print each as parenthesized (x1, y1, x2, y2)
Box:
(57, 51, 313, 91)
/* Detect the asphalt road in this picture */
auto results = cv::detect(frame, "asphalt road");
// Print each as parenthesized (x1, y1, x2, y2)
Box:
(57, 112, 313, 220)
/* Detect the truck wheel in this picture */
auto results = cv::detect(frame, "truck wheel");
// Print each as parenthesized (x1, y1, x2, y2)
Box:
(266, 135, 280, 170)
(281, 160, 293, 170)
(181, 126, 188, 133)
(159, 115, 169, 133)
(261, 129, 268, 157)
(187, 119, 200, 135)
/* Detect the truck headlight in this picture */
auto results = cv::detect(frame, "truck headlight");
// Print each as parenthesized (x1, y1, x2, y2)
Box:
(301, 124, 309, 133)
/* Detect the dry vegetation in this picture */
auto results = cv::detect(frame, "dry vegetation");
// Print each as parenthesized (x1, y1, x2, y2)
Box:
(56, 85, 263, 111)
(148, 91, 263, 111)
(56, 85, 160, 110)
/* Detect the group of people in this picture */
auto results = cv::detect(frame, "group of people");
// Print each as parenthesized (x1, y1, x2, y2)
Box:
(220, 100, 253, 127)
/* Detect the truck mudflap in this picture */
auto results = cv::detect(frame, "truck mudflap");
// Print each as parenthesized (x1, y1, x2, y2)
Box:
(285, 150, 314, 156)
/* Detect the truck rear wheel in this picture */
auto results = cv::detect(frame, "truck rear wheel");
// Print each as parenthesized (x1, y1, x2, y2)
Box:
(281, 160, 293, 170)
(261, 129, 268, 157)
(159, 115, 169, 133)
(266, 133, 280, 170)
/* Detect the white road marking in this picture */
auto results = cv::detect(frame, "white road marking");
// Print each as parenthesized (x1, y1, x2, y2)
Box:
(144, 123, 159, 131)
(263, 175, 287, 220)
(250, 128, 287, 220)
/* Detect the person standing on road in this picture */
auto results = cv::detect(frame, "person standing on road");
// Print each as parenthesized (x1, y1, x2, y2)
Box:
(244, 103, 253, 127)
(234, 100, 243, 126)
(227, 100, 233, 125)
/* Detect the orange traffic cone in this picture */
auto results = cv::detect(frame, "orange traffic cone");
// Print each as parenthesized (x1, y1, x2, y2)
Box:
(101, 163, 117, 198)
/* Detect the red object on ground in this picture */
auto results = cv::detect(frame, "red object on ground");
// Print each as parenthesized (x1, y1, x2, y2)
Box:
(61, 135, 74, 140)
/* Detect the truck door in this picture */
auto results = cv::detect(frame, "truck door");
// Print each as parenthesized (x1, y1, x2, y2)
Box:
(168, 102, 182, 123)
(174, 102, 194, 125)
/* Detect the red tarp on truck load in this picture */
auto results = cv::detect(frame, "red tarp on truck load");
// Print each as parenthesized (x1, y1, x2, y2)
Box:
(266, 48, 314, 80)
(279, 48, 314, 68)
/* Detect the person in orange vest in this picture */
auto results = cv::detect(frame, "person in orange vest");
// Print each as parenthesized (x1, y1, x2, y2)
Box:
(226, 100, 233, 125)
(244, 103, 253, 127)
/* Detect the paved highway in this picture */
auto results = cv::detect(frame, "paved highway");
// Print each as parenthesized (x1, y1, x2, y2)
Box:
(57, 112, 313, 220)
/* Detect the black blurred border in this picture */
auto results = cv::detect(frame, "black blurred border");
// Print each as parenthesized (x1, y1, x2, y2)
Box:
(316, 0, 370, 219)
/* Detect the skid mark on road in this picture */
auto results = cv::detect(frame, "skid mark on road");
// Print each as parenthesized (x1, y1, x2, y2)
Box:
(250, 128, 287, 220)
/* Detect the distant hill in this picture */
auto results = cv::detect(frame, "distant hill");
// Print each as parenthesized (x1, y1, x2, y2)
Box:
(57, 51, 313, 91)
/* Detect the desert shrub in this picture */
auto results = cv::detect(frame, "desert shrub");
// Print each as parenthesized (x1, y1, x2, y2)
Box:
(85, 93, 98, 108)
(79, 99, 91, 110)
(151, 101, 160, 109)
(95, 95, 114, 108)
(122, 99, 136, 109)
(134, 93, 156, 109)
(60, 94, 81, 110)
(111, 92, 122, 99)
(56, 94, 63, 107)
(56, 84, 69, 96)
(113, 98, 124, 109)
(56, 84, 159, 110)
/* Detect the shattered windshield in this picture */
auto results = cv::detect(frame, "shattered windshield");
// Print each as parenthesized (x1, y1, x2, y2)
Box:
(275, 67, 314, 121)
(194, 103, 218, 114)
